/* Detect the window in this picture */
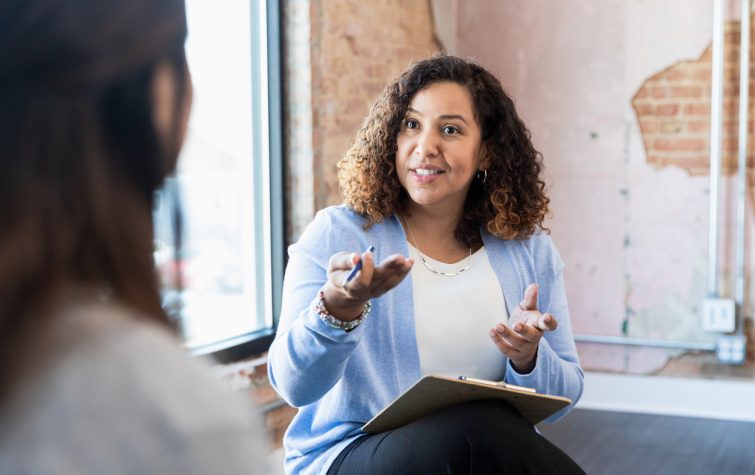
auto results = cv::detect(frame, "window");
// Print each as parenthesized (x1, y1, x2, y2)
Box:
(153, 0, 283, 362)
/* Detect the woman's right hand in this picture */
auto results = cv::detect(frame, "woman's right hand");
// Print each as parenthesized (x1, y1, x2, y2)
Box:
(322, 249, 413, 321)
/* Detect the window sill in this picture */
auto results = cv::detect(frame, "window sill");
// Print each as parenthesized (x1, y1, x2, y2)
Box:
(191, 327, 276, 363)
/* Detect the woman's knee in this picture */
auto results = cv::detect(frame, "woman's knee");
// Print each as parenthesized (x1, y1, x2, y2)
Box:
(439, 400, 533, 437)
(425, 401, 539, 456)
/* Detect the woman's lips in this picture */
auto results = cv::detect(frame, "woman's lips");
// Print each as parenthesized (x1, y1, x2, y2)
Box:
(410, 168, 444, 184)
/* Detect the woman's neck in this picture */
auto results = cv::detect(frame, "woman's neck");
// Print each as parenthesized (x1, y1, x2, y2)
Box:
(402, 204, 469, 262)
(404, 209, 458, 237)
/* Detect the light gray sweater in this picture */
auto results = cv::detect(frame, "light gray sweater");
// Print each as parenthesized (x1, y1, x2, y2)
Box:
(0, 293, 270, 474)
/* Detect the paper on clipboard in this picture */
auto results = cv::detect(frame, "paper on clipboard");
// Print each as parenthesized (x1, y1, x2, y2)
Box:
(361, 375, 571, 434)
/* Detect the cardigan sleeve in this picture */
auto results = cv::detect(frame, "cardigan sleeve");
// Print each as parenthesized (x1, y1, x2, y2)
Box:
(504, 233, 584, 422)
(267, 208, 369, 407)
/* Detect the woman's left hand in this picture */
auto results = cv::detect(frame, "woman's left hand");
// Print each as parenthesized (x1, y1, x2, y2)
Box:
(489, 283, 558, 373)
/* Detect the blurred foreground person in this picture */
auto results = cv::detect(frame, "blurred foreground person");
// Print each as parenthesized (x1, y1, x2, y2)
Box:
(0, 1, 269, 473)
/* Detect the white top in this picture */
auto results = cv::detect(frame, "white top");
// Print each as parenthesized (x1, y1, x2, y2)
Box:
(408, 243, 509, 381)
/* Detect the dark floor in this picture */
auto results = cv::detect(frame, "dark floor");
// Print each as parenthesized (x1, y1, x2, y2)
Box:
(537, 409, 755, 475)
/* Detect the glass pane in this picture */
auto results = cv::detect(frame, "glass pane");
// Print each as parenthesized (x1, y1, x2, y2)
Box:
(154, 0, 264, 348)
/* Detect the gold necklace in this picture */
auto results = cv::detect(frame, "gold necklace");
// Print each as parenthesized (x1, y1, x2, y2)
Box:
(402, 217, 473, 277)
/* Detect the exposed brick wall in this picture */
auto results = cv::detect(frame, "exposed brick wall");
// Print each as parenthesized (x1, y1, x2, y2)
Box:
(632, 17, 753, 180)
(285, 0, 440, 242)
(309, 0, 440, 215)
(285, 0, 316, 242)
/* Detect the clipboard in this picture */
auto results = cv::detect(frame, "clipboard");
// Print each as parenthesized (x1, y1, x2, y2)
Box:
(361, 375, 572, 434)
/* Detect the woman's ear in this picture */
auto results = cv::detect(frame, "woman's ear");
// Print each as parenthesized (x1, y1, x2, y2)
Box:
(478, 143, 492, 171)
(151, 61, 176, 144)
(151, 60, 192, 162)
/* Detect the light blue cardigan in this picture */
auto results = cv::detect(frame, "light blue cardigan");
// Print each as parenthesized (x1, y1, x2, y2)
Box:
(268, 206, 584, 475)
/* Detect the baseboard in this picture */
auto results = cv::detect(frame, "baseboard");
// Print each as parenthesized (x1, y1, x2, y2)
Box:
(577, 372, 755, 422)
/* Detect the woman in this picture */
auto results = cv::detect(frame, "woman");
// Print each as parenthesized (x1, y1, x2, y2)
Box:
(269, 56, 585, 474)
(0, 1, 269, 473)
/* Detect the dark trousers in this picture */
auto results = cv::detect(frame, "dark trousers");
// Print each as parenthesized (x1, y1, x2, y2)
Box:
(327, 400, 586, 475)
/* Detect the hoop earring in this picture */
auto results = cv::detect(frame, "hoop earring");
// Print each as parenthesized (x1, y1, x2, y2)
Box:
(477, 169, 487, 185)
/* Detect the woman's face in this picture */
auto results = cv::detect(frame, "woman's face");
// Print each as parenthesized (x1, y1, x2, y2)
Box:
(396, 81, 486, 215)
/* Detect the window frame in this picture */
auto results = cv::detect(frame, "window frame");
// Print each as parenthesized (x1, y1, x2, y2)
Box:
(190, 0, 285, 364)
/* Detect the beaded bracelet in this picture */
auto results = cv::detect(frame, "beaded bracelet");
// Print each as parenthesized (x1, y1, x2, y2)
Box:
(315, 289, 371, 332)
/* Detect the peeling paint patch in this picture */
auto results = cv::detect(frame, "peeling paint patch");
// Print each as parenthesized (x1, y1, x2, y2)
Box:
(631, 15, 755, 204)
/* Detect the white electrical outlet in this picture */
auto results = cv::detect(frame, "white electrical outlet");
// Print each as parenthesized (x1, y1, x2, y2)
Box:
(716, 335, 747, 365)
(702, 298, 736, 333)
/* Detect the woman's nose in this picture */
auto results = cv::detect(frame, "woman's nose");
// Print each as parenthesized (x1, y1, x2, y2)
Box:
(415, 130, 439, 158)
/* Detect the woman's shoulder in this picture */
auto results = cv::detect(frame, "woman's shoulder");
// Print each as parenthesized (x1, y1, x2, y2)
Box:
(20, 297, 250, 412)
(56, 299, 254, 413)
(0, 297, 268, 473)
(522, 229, 563, 272)
(483, 228, 562, 268)
(523, 228, 557, 251)
(297, 205, 401, 248)
(310, 204, 368, 228)
(483, 226, 555, 250)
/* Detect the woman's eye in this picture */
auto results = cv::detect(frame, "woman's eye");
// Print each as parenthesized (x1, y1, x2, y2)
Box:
(405, 119, 419, 129)
(442, 125, 459, 135)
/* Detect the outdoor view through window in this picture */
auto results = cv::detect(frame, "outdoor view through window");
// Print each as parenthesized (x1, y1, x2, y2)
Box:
(154, 0, 269, 348)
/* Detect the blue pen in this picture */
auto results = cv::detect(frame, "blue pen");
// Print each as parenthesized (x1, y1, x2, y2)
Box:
(342, 245, 376, 287)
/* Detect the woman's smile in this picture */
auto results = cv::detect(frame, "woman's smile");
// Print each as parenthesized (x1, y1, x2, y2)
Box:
(410, 165, 446, 183)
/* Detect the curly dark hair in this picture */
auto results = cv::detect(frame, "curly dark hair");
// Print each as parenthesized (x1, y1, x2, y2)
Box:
(338, 55, 550, 246)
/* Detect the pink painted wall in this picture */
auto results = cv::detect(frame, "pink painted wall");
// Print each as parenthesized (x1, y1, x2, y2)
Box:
(455, 0, 753, 374)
